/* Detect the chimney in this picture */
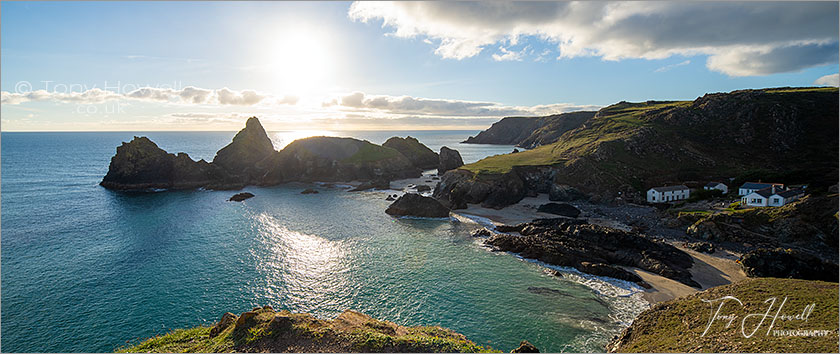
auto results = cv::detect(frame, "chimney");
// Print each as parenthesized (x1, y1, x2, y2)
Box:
(772, 185, 776, 193)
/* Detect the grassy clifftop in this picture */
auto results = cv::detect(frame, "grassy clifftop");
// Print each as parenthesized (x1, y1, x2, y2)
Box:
(608, 278, 839, 353)
(117, 307, 495, 353)
(461, 87, 838, 196)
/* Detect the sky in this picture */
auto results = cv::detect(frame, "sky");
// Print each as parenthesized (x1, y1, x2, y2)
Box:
(1, 1, 838, 131)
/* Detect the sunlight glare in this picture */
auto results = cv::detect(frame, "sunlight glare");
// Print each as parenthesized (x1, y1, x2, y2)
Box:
(268, 27, 333, 93)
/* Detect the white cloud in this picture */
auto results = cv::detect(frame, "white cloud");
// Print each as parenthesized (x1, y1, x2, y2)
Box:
(814, 73, 840, 87)
(655, 60, 691, 73)
(323, 91, 600, 117)
(349, 1, 839, 76)
(0, 86, 298, 107)
(492, 45, 529, 62)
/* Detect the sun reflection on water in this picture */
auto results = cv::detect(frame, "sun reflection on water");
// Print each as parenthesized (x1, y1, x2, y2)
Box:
(251, 212, 350, 314)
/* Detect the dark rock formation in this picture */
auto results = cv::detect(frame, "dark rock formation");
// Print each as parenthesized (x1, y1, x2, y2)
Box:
(212, 117, 276, 178)
(470, 228, 492, 237)
(416, 185, 432, 192)
(102, 118, 423, 191)
(576, 261, 644, 283)
(301, 188, 319, 194)
(511, 340, 540, 353)
(740, 248, 839, 282)
(432, 169, 526, 210)
(385, 195, 396, 201)
(684, 241, 715, 254)
(229, 192, 254, 202)
(536, 203, 581, 217)
(438, 146, 464, 174)
(383, 136, 439, 170)
(100, 137, 234, 190)
(485, 218, 699, 287)
(549, 184, 586, 201)
(385, 193, 450, 218)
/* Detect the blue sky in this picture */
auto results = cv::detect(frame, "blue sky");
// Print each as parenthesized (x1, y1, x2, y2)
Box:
(2, 1, 838, 131)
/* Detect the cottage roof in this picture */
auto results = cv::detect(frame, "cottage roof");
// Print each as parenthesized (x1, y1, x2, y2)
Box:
(651, 185, 689, 192)
(705, 182, 725, 188)
(740, 182, 783, 190)
(752, 187, 775, 198)
(774, 189, 804, 198)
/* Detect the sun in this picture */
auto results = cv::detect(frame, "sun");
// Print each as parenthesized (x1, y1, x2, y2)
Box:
(267, 28, 332, 93)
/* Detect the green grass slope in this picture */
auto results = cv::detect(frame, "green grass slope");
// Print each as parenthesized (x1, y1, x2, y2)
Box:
(608, 278, 839, 353)
(117, 307, 496, 353)
(462, 87, 838, 196)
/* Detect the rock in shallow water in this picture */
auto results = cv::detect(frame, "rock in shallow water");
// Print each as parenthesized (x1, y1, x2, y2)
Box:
(385, 193, 450, 218)
(301, 188, 319, 194)
(229, 192, 254, 202)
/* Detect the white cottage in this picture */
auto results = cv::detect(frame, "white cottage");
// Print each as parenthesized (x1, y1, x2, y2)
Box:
(741, 186, 804, 207)
(647, 185, 690, 203)
(704, 182, 728, 194)
(738, 182, 784, 196)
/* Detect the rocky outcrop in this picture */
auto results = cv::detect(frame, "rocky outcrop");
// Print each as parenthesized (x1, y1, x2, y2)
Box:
(350, 178, 391, 191)
(438, 146, 464, 174)
(511, 340, 540, 353)
(229, 192, 254, 202)
(122, 306, 492, 353)
(383, 136, 439, 170)
(432, 169, 526, 210)
(739, 248, 838, 282)
(102, 118, 422, 191)
(100, 137, 236, 190)
(536, 203, 581, 217)
(300, 189, 319, 194)
(385, 193, 450, 218)
(485, 218, 699, 287)
(212, 117, 276, 178)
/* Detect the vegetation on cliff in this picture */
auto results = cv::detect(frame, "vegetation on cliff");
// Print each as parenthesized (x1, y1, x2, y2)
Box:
(462, 111, 595, 147)
(445, 87, 838, 207)
(608, 278, 839, 353)
(117, 306, 494, 353)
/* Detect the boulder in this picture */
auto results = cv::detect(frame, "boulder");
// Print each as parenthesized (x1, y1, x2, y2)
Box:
(385, 193, 450, 218)
(416, 185, 432, 192)
(209, 312, 238, 338)
(536, 203, 581, 218)
(301, 188, 319, 194)
(383, 136, 439, 170)
(684, 241, 715, 254)
(229, 192, 255, 202)
(511, 340, 539, 353)
(212, 117, 276, 177)
(438, 146, 464, 174)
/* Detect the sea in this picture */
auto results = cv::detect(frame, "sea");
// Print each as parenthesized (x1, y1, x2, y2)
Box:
(0, 130, 648, 353)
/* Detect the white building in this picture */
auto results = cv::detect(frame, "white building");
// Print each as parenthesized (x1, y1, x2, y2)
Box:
(704, 182, 728, 194)
(647, 185, 690, 203)
(741, 186, 804, 207)
(738, 182, 784, 196)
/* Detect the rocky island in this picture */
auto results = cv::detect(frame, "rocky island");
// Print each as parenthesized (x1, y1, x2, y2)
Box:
(101, 117, 440, 191)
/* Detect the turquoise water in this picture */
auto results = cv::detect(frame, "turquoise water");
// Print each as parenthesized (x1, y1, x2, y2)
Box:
(1, 131, 645, 353)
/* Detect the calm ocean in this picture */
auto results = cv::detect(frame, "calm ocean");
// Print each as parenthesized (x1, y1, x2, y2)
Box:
(1, 131, 646, 353)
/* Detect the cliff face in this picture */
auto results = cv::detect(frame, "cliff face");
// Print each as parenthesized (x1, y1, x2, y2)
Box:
(607, 278, 839, 353)
(101, 118, 422, 190)
(462, 111, 595, 147)
(439, 87, 839, 208)
(117, 306, 491, 353)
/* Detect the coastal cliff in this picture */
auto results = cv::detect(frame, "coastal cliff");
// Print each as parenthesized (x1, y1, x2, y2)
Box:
(117, 306, 494, 353)
(438, 87, 839, 208)
(100, 118, 431, 190)
(462, 111, 595, 147)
